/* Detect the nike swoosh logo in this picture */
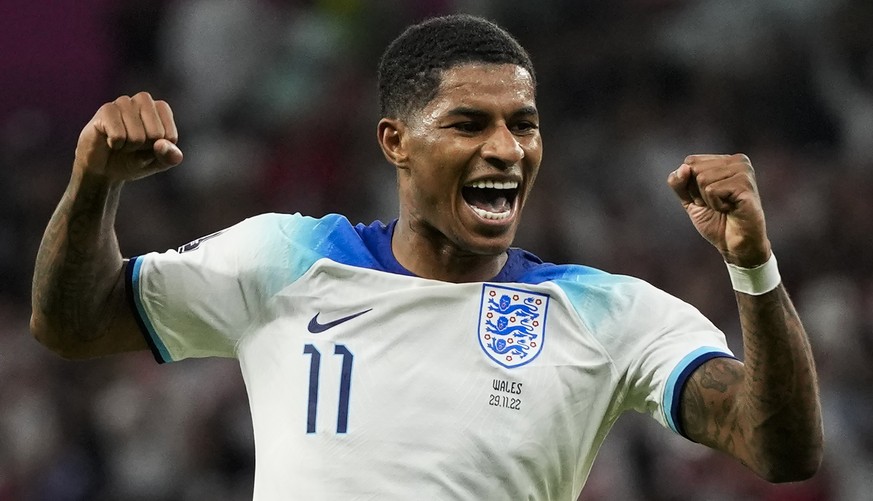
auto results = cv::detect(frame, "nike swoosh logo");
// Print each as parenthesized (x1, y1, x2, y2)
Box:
(307, 309, 372, 333)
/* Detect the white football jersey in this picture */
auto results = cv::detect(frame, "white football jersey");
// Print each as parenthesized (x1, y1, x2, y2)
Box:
(126, 213, 734, 500)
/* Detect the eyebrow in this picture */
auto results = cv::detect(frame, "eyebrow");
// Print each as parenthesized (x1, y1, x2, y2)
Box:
(445, 105, 539, 119)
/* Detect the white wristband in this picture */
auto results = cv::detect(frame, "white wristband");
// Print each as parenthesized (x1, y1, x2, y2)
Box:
(725, 253, 781, 295)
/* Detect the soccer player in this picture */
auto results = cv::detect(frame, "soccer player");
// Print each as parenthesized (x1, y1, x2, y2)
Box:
(31, 14, 822, 500)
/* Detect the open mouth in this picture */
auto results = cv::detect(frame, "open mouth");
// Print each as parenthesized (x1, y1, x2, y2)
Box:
(462, 180, 520, 221)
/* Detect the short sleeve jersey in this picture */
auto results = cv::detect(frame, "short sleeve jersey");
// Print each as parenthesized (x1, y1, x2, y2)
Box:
(126, 213, 734, 501)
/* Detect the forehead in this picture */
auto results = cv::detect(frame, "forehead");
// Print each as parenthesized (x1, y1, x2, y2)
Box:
(426, 63, 536, 114)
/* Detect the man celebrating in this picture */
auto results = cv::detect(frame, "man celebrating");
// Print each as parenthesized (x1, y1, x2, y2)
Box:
(31, 14, 822, 500)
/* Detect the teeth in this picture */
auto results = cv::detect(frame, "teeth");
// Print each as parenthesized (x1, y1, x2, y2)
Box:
(465, 180, 519, 190)
(470, 206, 512, 220)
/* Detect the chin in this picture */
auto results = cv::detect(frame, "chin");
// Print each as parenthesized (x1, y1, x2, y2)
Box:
(461, 229, 517, 256)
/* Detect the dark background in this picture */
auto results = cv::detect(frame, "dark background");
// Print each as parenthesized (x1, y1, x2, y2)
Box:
(1, 1, 870, 499)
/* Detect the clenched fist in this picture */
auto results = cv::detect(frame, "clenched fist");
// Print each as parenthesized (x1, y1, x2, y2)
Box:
(667, 154, 771, 268)
(74, 92, 183, 182)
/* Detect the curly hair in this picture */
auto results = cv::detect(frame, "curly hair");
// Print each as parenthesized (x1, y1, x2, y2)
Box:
(378, 14, 536, 119)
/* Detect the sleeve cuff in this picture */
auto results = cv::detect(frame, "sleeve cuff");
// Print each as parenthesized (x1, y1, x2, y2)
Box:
(125, 256, 172, 364)
(663, 346, 737, 439)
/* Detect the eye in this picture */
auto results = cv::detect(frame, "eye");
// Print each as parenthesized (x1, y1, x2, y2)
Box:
(450, 121, 485, 133)
(511, 121, 538, 134)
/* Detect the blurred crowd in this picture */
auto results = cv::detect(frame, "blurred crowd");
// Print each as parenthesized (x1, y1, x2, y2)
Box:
(2, 0, 872, 499)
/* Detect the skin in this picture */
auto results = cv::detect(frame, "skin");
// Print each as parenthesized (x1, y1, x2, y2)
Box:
(30, 92, 181, 358)
(31, 65, 821, 483)
(378, 63, 542, 282)
(668, 156, 823, 481)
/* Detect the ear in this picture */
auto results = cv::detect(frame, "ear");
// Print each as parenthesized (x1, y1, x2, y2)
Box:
(377, 118, 409, 167)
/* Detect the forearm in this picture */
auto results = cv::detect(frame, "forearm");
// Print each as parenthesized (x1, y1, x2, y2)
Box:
(670, 155, 823, 480)
(734, 284, 823, 481)
(30, 169, 127, 357)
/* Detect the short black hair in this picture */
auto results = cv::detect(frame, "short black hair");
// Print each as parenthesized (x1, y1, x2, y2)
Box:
(378, 14, 536, 119)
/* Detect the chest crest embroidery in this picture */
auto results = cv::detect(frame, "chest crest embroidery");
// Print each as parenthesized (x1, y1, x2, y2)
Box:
(478, 284, 549, 368)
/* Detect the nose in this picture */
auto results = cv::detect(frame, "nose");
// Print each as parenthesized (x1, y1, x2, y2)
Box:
(481, 124, 524, 168)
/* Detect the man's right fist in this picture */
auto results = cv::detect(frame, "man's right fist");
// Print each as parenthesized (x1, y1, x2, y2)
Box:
(74, 92, 183, 181)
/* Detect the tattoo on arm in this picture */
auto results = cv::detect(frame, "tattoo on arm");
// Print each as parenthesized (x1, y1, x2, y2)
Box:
(681, 286, 822, 479)
(681, 357, 748, 463)
(33, 174, 124, 345)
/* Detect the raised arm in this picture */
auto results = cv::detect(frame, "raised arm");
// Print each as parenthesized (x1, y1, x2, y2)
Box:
(667, 154, 823, 482)
(30, 92, 183, 359)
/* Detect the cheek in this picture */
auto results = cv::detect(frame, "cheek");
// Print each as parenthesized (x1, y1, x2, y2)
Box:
(422, 177, 456, 212)
(523, 135, 543, 161)
(522, 154, 542, 182)
(408, 167, 450, 211)
(412, 146, 463, 190)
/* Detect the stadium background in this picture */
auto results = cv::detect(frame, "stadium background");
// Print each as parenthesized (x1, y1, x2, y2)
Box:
(1, 0, 871, 499)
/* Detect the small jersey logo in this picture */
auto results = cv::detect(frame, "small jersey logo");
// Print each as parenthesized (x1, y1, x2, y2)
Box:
(477, 284, 549, 368)
(307, 309, 372, 334)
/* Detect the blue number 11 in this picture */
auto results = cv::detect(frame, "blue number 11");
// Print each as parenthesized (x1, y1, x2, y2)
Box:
(303, 344, 354, 434)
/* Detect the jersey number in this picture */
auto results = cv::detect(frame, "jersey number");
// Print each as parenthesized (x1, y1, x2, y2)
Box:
(303, 344, 354, 434)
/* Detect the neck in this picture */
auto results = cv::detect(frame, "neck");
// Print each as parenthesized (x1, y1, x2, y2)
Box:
(391, 218, 508, 283)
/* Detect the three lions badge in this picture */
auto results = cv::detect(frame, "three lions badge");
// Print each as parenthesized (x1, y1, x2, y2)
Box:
(478, 284, 549, 368)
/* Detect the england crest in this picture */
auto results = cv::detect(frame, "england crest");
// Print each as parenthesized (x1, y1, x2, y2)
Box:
(477, 284, 549, 368)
